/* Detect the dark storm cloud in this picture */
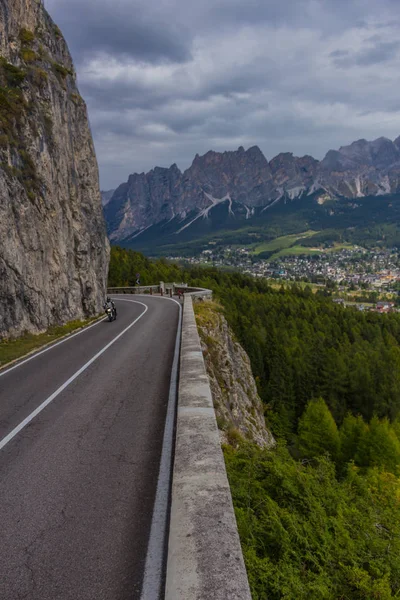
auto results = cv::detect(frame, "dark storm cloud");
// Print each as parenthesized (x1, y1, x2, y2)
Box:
(356, 41, 400, 66)
(81, 77, 171, 112)
(332, 40, 400, 67)
(45, 0, 191, 64)
(44, 0, 400, 188)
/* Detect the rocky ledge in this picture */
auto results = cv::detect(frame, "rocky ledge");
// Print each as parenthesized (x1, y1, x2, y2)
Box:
(195, 300, 274, 448)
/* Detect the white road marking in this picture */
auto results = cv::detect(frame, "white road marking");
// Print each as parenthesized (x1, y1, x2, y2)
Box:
(0, 316, 107, 379)
(0, 301, 148, 452)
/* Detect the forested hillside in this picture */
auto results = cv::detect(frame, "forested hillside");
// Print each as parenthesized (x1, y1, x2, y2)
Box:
(216, 282, 400, 435)
(111, 192, 400, 257)
(109, 247, 400, 598)
(108, 246, 183, 287)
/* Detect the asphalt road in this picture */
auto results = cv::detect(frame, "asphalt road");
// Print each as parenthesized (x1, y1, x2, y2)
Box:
(0, 295, 180, 600)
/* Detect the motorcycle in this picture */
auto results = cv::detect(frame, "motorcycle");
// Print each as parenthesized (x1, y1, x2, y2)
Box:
(106, 306, 116, 322)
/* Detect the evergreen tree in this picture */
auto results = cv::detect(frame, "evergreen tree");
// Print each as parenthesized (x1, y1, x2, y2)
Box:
(392, 415, 400, 441)
(297, 397, 340, 460)
(339, 413, 367, 466)
(355, 416, 400, 474)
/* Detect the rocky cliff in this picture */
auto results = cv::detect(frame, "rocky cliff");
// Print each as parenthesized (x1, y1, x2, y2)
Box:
(105, 136, 400, 242)
(194, 301, 274, 448)
(0, 0, 109, 337)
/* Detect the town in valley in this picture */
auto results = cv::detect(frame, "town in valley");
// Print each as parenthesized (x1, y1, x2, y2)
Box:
(169, 245, 400, 312)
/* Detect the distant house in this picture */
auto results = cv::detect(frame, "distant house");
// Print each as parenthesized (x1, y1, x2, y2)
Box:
(376, 301, 395, 313)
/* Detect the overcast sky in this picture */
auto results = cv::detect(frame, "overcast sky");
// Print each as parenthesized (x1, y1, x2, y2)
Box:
(45, 0, 400, 190)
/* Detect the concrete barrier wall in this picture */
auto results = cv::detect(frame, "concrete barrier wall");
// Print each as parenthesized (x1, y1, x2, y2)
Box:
(182, 287, 213, 300)
(108, 283, 213, 300)
(107, 285, 159, 294)
(165, 294, 252, 600)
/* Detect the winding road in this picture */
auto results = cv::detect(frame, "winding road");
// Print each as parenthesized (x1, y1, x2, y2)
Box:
(0, 295, 181, 600)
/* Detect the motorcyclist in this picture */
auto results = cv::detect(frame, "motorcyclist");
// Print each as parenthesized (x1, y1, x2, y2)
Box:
(104, 297, 117, 318)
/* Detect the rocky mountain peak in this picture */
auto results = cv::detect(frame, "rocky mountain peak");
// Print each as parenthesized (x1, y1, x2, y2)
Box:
(326, 136, 400, 169)
(370, 137, 400, 169)
(104, 135, 400, 242)
(321, 149, 348, 171)
(245, 145, 264, 157)
(101, 189, 115, 206)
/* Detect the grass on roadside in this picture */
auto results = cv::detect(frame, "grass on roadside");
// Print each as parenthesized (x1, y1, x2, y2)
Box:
(0, 315, 102, 368)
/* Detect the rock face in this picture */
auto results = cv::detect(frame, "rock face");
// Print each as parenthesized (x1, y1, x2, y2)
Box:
(0, 0, 109, 337)
(105, 136, 400, 242)
(195, 301, 274, 448)
(269, 152, 319, 197)
(105, 146, 276, 241)
(101, 189, 115, 206)
(318, 137, 400, 198)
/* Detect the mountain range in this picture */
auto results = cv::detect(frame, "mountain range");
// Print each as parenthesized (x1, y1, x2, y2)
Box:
(104, 136, 400, 251)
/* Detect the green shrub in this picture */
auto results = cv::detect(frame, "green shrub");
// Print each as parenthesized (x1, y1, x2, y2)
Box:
(17, 149, 42, 196)
(28, 66, 48, 88)
(70, 92, 82, 105)
(19, 29, 37, 63)
(216, 415, 229, 430)
(19, 29, 35, 45)
(20, 48, 37, 63)
(52, 62, 73, 81)
(0, 59, 26, 87)
(43, 113, 53, 142)
(53, 25, 63, 39)
(226, 426, 244, 448)
(0, 86, 25, 138)
(1, 163, 22, 179)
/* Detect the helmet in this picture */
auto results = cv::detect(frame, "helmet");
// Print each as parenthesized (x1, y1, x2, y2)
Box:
(106, 297, 111, 302)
